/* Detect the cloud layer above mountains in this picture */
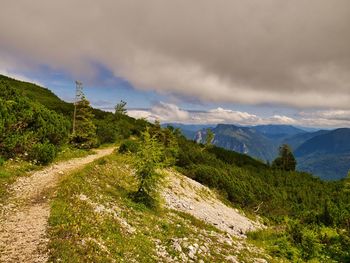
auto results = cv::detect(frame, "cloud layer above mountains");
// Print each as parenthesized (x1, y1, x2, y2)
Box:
(128, 102, 350, 128)
(1, 0, 350, 110)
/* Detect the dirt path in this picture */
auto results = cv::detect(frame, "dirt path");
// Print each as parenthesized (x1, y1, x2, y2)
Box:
(0, 147, 115, 263)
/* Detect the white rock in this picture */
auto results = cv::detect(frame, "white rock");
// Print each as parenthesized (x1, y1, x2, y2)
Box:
(226, 255, 239, 263)
(188, 250, 195, 259)
(254, 259, 268, 263)
(78, 194, 88, 201)
(173, 242, 182, 252)
(199, 245, 208, 253)
(225, 240, 233, 246)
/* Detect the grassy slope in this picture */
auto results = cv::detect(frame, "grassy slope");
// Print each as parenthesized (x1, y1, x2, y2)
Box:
(48, 153, 270, 263)
(0, 74, 114, 120)
(0, 74, 74, 117)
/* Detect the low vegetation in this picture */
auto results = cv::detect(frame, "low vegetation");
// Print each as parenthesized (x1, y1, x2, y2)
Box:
(0, 81, 70, 164)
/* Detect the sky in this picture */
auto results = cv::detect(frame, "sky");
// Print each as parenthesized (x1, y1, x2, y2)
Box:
(0, 0, 350, 128)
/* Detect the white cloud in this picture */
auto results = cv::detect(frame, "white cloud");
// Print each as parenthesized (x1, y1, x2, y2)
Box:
(128, 103, 350, 128)
(267, 115, 297, 125)
(297, 110, 350, 128)
(128, 102, 299, 126)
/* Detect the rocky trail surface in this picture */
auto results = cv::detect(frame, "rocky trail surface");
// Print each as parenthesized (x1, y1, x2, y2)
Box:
(162, 170, 263, 238)
(0, 147, 115, 263)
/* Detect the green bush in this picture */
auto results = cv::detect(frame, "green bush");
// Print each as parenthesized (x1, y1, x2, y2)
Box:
(300, 228, 323, 260)
(118, 139, 139, 154)
(96, 119, 117, 144)
(0, 82, 69, 160)
(0, 156, 5, 166)
(29, 142, 57, 165)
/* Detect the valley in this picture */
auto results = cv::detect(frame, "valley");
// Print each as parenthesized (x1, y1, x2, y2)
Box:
(169, 123, 350, 180)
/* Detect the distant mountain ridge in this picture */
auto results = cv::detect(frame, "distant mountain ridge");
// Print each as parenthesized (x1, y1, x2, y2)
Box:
(294, 129, 350, 180)
(282, 130, 330, 150)
(251, 124, 305, 140)
(162, 123, 214, 140)
(295, 128, 350, 156)
(173, 122, 350, 180)
(204, 124, 279, 161)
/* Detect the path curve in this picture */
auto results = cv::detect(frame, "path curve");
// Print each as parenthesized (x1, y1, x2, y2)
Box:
(0, 147, 115, 263)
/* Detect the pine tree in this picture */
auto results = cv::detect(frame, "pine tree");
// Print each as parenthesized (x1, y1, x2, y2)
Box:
(114, 100, 127, 120)
(134, 128, 164, 206)
(70, 95, 97, 149)
(205, 129, 214, 147)
(272, 144, 296, 171)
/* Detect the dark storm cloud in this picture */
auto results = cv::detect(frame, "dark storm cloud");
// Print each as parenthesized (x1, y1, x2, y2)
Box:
(0, 0, 349, 108)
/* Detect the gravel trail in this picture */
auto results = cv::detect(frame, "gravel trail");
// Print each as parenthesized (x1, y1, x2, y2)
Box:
(0, 147, 115, 263)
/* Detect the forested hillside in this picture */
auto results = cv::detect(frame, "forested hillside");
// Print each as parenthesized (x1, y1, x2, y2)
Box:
(295, 129, 350, 180)
(195, 124, 279, 161)
(193, 123, 350, 180)
(0, 74, 148, 152)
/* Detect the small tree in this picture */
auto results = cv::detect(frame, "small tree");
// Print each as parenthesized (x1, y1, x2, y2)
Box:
(133, 126, 179, 207)
(134, 128, 164, 206)
(272, 144, 296, 171)
(205, 129, 214, 147)
(115, 100, 127, 116)
(70, 95, 97, 149)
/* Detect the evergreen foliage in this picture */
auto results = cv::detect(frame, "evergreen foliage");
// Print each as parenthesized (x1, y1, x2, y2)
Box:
(70, 95, 97, 149)
(29, 141, 57, 164)
(135, 129, 164, 192)
(272, 144, 297, 171)
(128, 124, 179, 207)
(205, 129, 214, 147)
(118, 139, 140, 154)
(0, 81, 69, 163)
(114, 100, 127, 116)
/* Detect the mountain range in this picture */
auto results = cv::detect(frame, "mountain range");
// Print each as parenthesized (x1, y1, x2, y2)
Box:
(166, 123, 350, 180)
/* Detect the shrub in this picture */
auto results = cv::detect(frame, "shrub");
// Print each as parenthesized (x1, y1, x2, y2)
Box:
(300, 228, 323, 260)
(96, 119, 117, 144)
(0, 82, 70, 160)
(133, 129, 164, 208)
(29, 142, 57, 165)
(118, 139, 139, 154)
(0, 156, 5, 166)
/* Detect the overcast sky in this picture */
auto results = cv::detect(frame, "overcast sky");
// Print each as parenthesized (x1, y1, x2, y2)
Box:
(1, 0, 350, 127)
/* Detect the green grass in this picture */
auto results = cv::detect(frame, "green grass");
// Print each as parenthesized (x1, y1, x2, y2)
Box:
(48, 152, 268, 262)
(0, 159, 38, 202)
(0, 146, 93, 204)
(247, 227, 299, 262)
(55, 145, 94, 162)
(247, 225, 343, 263)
